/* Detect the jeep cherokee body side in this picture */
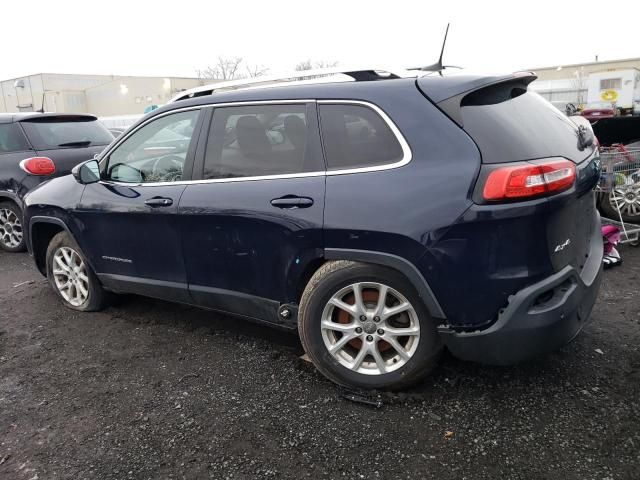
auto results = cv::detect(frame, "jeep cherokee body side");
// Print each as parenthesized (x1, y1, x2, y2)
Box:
(22, 71, 602, 389)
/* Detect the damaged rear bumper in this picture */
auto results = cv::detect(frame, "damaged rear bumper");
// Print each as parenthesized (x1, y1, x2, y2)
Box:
(439, 220, 603, 366)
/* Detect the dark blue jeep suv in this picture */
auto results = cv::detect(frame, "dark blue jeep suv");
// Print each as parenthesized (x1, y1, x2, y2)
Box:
(22, 70, 603, 390)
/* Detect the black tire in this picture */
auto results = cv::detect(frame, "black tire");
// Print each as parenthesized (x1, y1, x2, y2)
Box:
(0, 201, 26, 252)
(45, 231, 109, 311)
(298, 261, 442, 390)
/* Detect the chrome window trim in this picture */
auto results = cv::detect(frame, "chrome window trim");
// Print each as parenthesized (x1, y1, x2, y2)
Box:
(99, 99, 412, 188)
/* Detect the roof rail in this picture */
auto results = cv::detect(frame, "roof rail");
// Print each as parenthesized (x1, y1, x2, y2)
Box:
(169, 66, 418, 103)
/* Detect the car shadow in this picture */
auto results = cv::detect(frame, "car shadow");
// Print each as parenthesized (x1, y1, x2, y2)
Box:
(106, 292, 303, 352)
(102, 291, 599, 404)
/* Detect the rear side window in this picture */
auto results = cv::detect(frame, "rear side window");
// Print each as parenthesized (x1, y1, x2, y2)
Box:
(0, 123, 30, 154)
(318, 104, 404, 171)
(460, 86, 592, 164)
(20, 118, 113, 150)
(204, 104, 321, 179)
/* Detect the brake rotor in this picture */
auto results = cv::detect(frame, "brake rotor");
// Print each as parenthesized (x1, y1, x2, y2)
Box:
(336, 289, 392, 352)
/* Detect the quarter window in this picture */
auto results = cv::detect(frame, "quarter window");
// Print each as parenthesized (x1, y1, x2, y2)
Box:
(0, 124, 31, 154)
(204, 104, 320, 179)
(318, 104, 404, 171)
(106, 110, 200, 183)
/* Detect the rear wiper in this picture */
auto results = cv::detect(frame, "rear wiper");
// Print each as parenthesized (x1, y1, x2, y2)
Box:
(57, 141, 92, 147)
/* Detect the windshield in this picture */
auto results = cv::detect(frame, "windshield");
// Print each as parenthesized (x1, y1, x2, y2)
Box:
(20, 118, 113, 150)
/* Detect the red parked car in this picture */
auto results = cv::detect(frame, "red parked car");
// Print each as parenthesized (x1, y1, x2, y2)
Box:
(581, 102, 615, 121)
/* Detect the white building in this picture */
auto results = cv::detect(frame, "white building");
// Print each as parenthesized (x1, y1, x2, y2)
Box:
(529, 56, 640, 105)
(0, 73, 206, 116)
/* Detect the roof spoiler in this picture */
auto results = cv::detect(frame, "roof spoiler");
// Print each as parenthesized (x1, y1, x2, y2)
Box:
(417, 72, 537, 126)
(17, 113, 98, 123)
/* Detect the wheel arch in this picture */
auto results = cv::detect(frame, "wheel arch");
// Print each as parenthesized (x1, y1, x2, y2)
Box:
(29, 216, 74, 276)
(294, 256, 327, 302)
(0, 191, 23, 210)
(323, 248, 446, 320)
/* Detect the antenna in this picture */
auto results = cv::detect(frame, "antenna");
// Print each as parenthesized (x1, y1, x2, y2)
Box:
(408, 23, 461, 75)
(436, 23, 450, 68)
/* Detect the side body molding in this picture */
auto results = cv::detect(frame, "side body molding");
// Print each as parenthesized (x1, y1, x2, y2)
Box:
(323, 248, 446, 319)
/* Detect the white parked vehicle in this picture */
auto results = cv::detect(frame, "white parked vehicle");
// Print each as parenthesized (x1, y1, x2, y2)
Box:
(586, 69, 640, 116)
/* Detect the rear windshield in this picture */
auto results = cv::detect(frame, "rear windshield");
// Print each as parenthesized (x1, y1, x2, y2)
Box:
(20, 118, 113, 150)
(461, 88, 592, 164)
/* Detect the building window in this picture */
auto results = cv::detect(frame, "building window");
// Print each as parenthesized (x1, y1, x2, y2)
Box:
(600, 78, 621, 90)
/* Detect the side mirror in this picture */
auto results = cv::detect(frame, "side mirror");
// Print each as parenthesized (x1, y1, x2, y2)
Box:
(72, 159, 101, 185)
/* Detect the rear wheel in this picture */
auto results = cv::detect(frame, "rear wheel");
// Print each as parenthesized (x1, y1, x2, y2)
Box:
(46, 231, 109, 311)
(298, 261, 442, 390)
(0, 201, 26, 252)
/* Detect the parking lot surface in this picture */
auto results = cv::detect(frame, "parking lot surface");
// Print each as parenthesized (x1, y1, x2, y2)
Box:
(1, 248, 639, 480)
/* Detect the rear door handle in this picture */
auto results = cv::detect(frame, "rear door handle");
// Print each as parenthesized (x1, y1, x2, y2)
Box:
(145, 197, 173, 207)
(270, 196, 314, 209)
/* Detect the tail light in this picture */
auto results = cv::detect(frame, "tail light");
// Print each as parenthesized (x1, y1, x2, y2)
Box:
(481, 158, 576, 201)
(19, 157, 56, 176)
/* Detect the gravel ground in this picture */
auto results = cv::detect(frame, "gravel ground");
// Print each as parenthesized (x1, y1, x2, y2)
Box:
(0, 247, 639, 480)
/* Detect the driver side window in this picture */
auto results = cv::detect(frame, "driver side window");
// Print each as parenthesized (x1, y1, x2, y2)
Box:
(106, 109, 200, 183)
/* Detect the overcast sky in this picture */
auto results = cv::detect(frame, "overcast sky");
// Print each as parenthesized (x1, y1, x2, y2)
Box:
(2, 0, 639, 80)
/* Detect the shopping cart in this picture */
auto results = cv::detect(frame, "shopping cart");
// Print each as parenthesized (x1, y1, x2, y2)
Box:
(596, 145, 640, 246)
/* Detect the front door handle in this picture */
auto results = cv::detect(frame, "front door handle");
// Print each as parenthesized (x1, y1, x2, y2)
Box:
(270, 196, 314, 209)
(145, 197, 173, 207)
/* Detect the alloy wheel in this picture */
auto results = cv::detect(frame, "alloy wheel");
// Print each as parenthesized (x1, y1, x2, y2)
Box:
(52, 247, 90, 307)
(321, 282, 420, 375)
(0, 208, 23, 249)
(610, 185, 640, 218)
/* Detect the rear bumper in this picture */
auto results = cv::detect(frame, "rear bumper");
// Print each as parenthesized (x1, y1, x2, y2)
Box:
(440, 220, 603, 365)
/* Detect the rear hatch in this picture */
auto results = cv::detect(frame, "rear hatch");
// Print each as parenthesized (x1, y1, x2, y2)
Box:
(19, 115, 113, 177)
(419, 74, 600, 277)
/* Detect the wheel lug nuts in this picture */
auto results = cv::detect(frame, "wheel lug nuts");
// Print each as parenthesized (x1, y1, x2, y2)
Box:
(355, 327, 363, 334)
(359, 315, 367, 321)
(377, 329, 384, 335)
(366, 335, 373, 342)
(374, 316, 380, 322)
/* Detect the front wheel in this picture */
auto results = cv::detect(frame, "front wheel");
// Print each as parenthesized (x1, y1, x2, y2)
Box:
(298, 261, 442, 390)
(46, 231, 109, 311)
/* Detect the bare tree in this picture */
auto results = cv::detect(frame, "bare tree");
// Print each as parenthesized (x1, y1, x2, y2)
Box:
(198, 57, 270, 81)
(295, 59, 313, 71)
(570, 67, 587, 105)
(198, 56, 244, 80)
(295, 59, 339, 71)
(314, 60, 339, 69)
(245, 64, 269, 78)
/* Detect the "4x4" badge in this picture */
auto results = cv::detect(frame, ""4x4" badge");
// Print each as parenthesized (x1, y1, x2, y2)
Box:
(554, 239, 571, 252)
